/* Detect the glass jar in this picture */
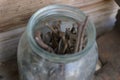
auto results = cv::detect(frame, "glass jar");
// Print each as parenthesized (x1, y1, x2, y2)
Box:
(17, 5, 98, 80)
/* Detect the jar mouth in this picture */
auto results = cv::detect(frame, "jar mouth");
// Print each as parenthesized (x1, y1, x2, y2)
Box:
(27, 4, 96, 63)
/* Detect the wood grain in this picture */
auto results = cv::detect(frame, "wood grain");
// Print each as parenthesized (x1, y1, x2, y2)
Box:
(0, 0, 118, 32)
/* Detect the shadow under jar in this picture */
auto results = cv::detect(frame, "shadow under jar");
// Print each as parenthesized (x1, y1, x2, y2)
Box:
(17, 5, 98, 80)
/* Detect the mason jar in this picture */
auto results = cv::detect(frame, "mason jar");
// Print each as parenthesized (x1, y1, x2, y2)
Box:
(17, 5, 98, 80)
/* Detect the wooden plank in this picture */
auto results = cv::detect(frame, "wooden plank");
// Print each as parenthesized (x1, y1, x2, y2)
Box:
(0, 57, 18, 80)
(0, 27, 25, 61)
(0, 0, 118, 32)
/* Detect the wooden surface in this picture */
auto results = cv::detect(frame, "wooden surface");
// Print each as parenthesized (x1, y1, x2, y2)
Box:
(0, 57, 18, 80)
(0, 0, 118, 32)
(94, 29, 120, 80)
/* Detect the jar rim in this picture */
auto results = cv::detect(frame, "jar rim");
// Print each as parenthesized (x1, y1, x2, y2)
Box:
(27, 4, 96, 63)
